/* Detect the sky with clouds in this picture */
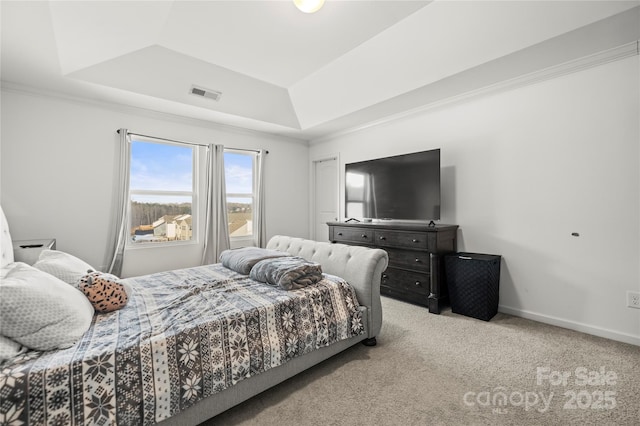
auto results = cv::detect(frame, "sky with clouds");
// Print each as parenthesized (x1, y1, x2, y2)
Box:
(130, 140, 253, 203)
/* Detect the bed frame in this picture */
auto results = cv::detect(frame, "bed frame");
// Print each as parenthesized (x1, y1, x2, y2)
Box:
(160, 235, 388, 425)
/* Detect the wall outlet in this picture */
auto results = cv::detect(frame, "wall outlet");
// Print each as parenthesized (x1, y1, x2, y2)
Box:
(627, 291, 640, 309)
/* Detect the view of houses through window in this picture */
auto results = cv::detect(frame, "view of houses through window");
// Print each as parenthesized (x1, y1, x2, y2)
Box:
(129, 139, 195, 243)
(128, 139, 255, 244)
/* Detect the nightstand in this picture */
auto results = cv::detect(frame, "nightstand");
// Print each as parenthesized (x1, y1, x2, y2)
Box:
(13, 238, 56, 265)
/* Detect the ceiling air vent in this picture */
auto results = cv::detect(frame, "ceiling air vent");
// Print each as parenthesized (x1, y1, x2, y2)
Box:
(189, 85, 222, 101)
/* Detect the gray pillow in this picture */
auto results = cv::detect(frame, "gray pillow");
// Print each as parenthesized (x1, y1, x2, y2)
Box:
(219, 247, 288, 275)
(0, 262, 94, 351)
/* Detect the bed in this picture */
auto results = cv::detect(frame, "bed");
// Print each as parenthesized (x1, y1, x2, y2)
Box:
(0, 207, 388, 425)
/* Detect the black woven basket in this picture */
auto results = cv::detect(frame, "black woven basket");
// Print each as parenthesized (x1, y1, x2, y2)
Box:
(445, 253, 501, 321)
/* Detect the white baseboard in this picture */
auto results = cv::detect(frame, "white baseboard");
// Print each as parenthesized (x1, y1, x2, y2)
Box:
(498, 304, 640, 347)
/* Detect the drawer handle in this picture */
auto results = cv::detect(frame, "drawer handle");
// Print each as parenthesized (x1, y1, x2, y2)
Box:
(361, 234, 367, 238)
(379, 236, 386, 240)
(382, 274, 388, 279)
(415, 281, 421, 286)
(337, 232, 343, 236)
(415, 258, 421, 263)
(412, 239, 419, 243)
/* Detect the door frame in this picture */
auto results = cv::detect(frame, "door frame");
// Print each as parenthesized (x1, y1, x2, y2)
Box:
(310, 153, 340, 241)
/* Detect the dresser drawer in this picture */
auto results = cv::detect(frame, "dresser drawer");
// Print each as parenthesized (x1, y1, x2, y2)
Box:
(374, 230, 434, 251)
(385, 248, 430, 272)
(331, 226, 373, 244)
(381, 267, 430, 296)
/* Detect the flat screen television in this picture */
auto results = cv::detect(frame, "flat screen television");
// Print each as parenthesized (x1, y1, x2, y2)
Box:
(345, 149, 440, 222)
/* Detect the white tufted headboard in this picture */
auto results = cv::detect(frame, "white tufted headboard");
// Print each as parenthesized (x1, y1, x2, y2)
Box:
(0, 206, 14, 268)
(266, 235, 388, 339)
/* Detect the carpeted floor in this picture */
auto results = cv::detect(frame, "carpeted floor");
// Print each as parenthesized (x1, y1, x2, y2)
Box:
(202, 296, 640, 425)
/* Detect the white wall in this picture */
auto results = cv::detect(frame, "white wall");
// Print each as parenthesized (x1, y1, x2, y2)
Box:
(2, 57, 637, 345)
(310, 56, 640, 345)
(1, 89, 309, 276)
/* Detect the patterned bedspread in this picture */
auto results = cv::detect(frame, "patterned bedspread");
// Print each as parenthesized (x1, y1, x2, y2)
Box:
(0, 264, 364, 425)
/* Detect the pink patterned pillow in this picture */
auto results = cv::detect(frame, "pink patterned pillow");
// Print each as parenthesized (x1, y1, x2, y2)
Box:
(78, 272, 128, 313)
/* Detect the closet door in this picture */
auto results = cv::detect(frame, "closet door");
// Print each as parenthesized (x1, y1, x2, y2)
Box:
(312, 156, 338, 242)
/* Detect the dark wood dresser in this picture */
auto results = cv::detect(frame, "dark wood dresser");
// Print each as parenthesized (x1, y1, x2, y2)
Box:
(328, 221, 458, 314)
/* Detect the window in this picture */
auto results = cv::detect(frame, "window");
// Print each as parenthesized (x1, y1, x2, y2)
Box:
(129, 138, 196, 244)
(345, 171, 366, 218)
(224, 150, 256, 239)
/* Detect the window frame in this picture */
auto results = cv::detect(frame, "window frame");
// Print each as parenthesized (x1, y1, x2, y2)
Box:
(127, 136, 199, 249)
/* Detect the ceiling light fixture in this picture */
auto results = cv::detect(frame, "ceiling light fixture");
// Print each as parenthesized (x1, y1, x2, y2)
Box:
(293, 0, 325, 13)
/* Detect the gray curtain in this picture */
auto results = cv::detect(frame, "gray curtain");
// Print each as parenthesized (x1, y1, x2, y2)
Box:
(254, 149, 267, 248)
(106, 129, 131, 276)
(202, 144, 230, 264)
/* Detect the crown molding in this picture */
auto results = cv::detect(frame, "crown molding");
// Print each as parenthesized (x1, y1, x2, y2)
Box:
(312, 41, 639, 145)
(0, 81, 309, 145)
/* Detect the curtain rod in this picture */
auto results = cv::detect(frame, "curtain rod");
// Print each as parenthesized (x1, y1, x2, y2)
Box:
(116, 129, 268, 154)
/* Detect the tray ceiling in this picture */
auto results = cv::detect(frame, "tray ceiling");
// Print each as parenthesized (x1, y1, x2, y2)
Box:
(2, 1, 638, 141)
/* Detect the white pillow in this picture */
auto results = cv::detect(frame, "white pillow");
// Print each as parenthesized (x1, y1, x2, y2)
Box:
(33, 249, 95, 287)
(0, 335, 26, 363)
(0, 205, 14, 268)
(0, 262, 95, 351)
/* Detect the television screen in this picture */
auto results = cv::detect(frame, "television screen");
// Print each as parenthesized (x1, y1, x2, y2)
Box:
(345, 149, 440, 221)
